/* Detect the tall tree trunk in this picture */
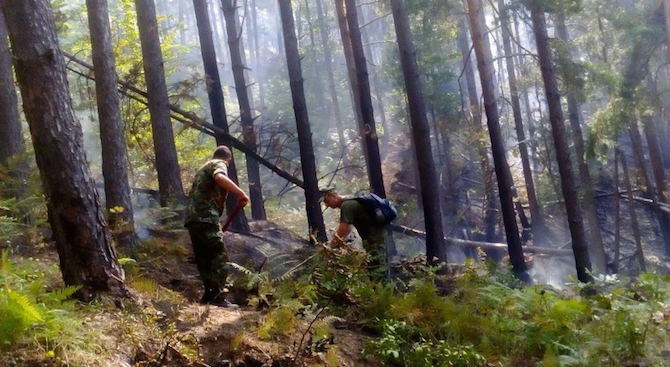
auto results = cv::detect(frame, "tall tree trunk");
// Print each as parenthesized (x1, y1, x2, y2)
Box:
(0, 10, 26, 200)
(555, 14, 607, 273)
(499, 0, 544, 239)
(303, 0, 326, 124)
(193, 0, 249, 232)
(135, 0, 186, 208)
(335, 0, 364, 144)
(277, 0, 327, 243)
(1, 0, 127, 300)
(221, 0, 266, 220)
(664, 0, 670, 62)
(390, 0, 447, 264)
(642, 115, 670, 256)
(250, 0, 265, 107)
(344, 0, 385, 197)
(467, 0, 527, 279)
(87, 0, 139, 251)
(613, 149, 621, 272)
(663, 0, 670, 163)
(527, 0, 592, 282)
(457, 0, 498, 246)
(360, 7, 388, 151)
(618, 148, 646, 273)
(316, 0, 346, 159)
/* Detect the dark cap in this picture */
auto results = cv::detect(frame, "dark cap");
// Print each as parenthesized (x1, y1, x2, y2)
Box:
(318, 187, 337, 202)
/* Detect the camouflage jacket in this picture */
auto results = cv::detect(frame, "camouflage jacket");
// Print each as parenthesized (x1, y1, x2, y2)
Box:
(184, 159, 229, 226)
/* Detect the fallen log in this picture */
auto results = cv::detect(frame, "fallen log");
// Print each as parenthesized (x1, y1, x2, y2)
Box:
(390, 224, 574, 256)
(63, 52, 305, 189)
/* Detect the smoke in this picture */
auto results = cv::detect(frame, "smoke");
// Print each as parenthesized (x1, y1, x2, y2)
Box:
(529, 255, 577, 290)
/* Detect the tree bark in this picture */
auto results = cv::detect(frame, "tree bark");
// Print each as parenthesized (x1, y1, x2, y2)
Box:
(87, 0, 140, 251)
(467, 0, 527, 278)
(135, 0, 185, 208)
(277, 0, 327, 243)
(527, 0, 592, 282)
(344, 0, 385, 197)
(0, 10, 26, 199)
(193, 0, 250, 232)
(1, 0, 127, 299)
(555, 13, 607, 273)
(221, 0, 266, 220)
(390, 0, 447, 264)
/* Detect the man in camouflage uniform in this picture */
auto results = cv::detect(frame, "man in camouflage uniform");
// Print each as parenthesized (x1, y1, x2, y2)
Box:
(185, 146, 249, 307)
(320, 188, 388, 281)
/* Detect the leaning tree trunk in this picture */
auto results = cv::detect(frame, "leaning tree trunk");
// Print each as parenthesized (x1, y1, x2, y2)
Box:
(555, 14, 607, 273)
(221, 0, 266, 220)
(277, 0, 327, 243)
(390, 0, 447, 264)
(343, 0, 385, 197)
(642, 115, 670, 256)
(457, 0, 498, 246)
(527, 0, 592, 282)
(0, 10, 26, 199)
(467, 0, 527, 279)
(499, 0, 544, 240)
(1, 0, 127, 300)
(86, 0, 139, 251)
(193, 0, 249, 232)
(135, 0, 185, 208)
(628, 120, 670, 253)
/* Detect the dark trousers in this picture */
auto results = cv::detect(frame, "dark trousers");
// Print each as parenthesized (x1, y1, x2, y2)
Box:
(186, 222, 229, 302)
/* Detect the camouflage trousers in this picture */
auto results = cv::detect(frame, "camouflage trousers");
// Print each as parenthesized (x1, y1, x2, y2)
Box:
(362, 237, 389, 282)
(186, 222, 230, 302)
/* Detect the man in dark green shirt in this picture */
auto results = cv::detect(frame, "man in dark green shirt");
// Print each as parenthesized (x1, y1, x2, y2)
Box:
(321, 188, 388, 280)
(185, 146, 249, 307)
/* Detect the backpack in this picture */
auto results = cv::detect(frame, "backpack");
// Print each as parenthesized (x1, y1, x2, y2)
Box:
(354, 193, 398, 225)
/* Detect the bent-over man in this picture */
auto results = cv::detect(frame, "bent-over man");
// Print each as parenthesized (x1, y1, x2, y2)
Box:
(320, 188, 388, 281)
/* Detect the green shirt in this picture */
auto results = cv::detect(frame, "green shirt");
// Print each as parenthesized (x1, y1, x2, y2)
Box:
(340, 198, 387, 249)
(184, 159, 229, 226)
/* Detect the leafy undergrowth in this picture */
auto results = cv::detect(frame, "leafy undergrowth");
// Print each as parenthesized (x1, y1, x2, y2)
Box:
(1, 223, 670, 367)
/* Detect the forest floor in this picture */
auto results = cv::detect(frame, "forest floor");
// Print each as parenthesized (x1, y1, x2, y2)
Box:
(3, 220, 385, 367)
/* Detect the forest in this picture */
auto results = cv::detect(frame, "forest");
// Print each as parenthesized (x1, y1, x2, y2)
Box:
(0, 0, 669, 366)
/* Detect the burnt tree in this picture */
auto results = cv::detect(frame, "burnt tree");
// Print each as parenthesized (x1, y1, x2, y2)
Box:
(528, 0, 592, 282)
(343, 0, 385, 197)
(221, 0, 266, 220)
(390, 0, 447, 263)
(467, 0, 527, 278)
(277, 0, 327, 243)
(135, 0, 185, 208)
